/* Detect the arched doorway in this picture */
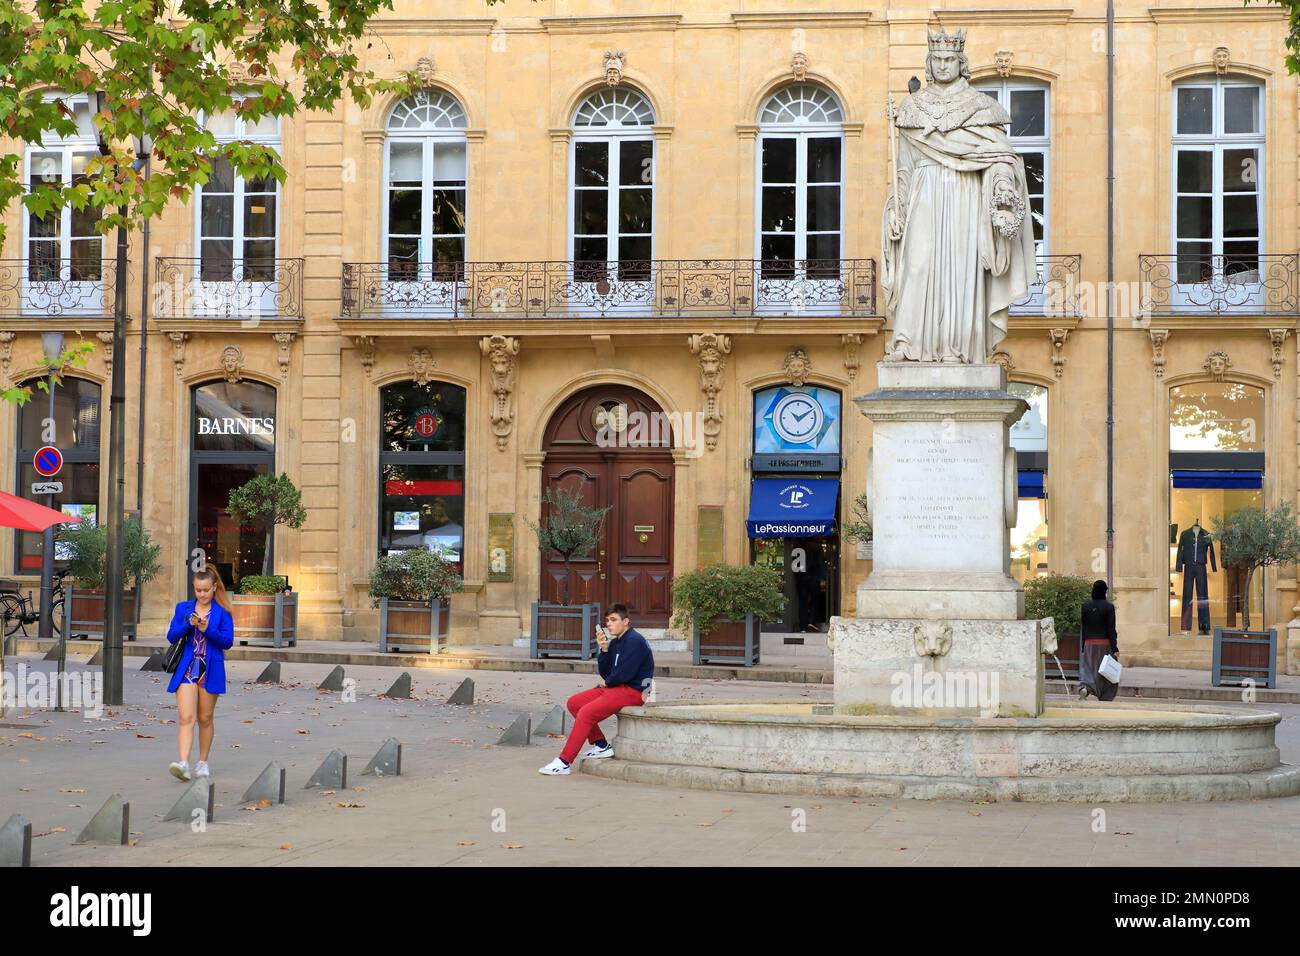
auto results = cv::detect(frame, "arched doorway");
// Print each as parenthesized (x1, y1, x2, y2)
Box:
(541, 384, 674, 625)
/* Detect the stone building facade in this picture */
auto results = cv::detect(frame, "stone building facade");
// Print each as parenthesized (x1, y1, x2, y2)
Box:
(1, 0, 1298, 673)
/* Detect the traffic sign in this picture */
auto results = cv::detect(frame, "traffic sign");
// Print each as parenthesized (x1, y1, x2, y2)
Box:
(33, 446, 63, 478)
(31, 481, 63, 495)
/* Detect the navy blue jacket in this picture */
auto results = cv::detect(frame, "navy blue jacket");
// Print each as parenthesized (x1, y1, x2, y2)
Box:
(165, 600, 235, 694)
(598, 627, 654, 693)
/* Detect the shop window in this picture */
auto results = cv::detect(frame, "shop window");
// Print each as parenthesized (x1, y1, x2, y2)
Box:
(14, 376, 101, 572)
(1168, 381, 1265, 634)
(1009, 382, 1048, 583)
(380, 380, 467, 563)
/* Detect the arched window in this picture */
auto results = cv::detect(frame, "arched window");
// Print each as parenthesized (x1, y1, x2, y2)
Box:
(14, 376, 101, 571)
(756, 84, 844, 280)
(24, 94, 102, 286)
(1168, 381, 1266, 634)
(975, 79, 1049, 258)
(570, 88, 655, 282)
(380, 380, 467, 562)
(197, 99, 280, 283)
(1172, 77, 1264, 287)
(1009, 382, 1049, 583)
(384, 91, 468, 281)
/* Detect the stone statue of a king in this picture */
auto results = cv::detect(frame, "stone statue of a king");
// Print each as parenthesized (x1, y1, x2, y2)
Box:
(881, 28, 1038, 363)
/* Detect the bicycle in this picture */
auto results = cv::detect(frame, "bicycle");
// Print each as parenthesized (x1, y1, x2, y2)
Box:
(0, 568, 69, 641)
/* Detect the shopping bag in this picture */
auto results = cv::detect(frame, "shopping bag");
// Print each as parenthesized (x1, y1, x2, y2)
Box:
(1099, 654, 1122, 684)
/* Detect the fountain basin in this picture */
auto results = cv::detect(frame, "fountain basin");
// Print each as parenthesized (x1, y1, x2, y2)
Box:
(580, 700, 1300, 802)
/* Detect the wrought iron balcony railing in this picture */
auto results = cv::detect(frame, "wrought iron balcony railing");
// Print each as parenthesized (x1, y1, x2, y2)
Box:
(153, 257, 304, 321)
(1010, 254, 1083, 318)
(1139, 253, 1300, 316)
(0, 258, 123, 319)
(340, 259, 877, 319)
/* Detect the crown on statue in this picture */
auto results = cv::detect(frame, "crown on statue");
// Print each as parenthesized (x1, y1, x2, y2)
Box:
(927, 27, 967, 54)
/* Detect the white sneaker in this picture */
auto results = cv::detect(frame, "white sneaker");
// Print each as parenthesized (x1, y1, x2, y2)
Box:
(581, 742, 614, 760)
(538, 757, 571, 776)
(195, 760, 210, 778)
(169, 760, 191, 782)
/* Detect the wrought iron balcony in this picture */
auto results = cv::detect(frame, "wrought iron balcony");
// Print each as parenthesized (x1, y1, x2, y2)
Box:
(0, 258, 122, 319)
(1139, 253, 1300, 316)
(340, 259, 877, 319)
(1010, 254, 1083, 318)
(153, 257, 304, 322)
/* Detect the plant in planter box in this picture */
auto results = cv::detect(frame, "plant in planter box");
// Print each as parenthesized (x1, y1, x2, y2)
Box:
(526, 486, 610, 607)
(1212, 502, 1300, 630)
(842, 491, 872, 546)
(671, 564, 785, 635)
(57, 519, 162, 639)
(369, 547, 463, 653)
(226, 472, 307, 577)
(239, 575, 288, 595)
(1023, 573, 1092, 679)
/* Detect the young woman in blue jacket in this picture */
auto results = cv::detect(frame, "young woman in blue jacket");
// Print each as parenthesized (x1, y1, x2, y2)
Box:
(165, 567, 235, 781)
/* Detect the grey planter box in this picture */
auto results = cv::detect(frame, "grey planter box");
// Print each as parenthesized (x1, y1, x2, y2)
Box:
(529, 602, 600, 659)
(232, 592, 298, 648)
(1211, 626, 1277, 689)
(64, 585, 140, 641)
(693, 612, 760, 666)
(378, 598, 449, 654)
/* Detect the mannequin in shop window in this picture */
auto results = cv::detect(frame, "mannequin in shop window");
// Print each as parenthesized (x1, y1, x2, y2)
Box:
(1174, 518, 1216, 634)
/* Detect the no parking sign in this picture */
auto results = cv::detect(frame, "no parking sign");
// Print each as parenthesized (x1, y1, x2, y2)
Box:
(33, 446, 63, 478)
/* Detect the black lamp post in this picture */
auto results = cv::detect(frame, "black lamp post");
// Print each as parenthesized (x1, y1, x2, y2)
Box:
(91, 91, 151, 707)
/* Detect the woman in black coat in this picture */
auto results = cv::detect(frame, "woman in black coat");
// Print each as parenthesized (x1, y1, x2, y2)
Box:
(1078, 579, 1119, 701)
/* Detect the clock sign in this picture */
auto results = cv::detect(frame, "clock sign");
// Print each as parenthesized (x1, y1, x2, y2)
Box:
(769, 392, 824, 445)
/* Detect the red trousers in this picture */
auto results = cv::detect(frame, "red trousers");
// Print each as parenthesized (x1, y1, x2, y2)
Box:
(560, 684, 644, 764)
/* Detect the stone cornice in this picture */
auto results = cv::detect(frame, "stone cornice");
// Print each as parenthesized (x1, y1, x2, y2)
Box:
(933, 8, 1074, 25)
(539, 14, 683, 34)
(731, 11, 874, 28)
(367, 18, 498, 35)
(334, 316, 885, 339)
(1147, 5, 1288, 23)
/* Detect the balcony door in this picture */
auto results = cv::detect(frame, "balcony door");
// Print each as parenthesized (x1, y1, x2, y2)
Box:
(569, 88, 655, 316)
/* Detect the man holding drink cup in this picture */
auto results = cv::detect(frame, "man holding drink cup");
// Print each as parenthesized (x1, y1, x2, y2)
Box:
(539, 604, 654, 775)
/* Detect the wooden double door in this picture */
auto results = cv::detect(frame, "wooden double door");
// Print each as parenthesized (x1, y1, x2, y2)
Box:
(541, 385, 674, 626)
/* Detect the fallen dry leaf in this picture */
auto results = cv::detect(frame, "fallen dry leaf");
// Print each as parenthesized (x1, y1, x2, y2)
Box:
(456, 840, 476, 846)
(500, 843, 523, 849)
(335, 802, 365, 809)
(60, 788, 85, 793)
(279, 844, 292, 850)
(135, 734, 156, 739)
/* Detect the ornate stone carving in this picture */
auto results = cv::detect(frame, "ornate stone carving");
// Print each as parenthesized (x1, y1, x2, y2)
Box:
(0, 330, 15, 386)
(1213, 46, 1230, 75)
(1039, 617, 1058, 657)
(168, 331, 189, 379)
(409, 347, 436, 385)
(990, 348, 1015, 371)
(1203, 349, 1232, 381)
(783, 347, 812, 387)
(220, 344, 245, 383)
(841, 333, 863, 381)
(480, 334, 520, 451)
(604, 50, 626, 87)
(272, 332, 294, 380)
(227, 60, 251, 86)
(994, 48, 1013, 78)
(354, 336, 376, 377)
(1268, 329, 1289, 379)
(912, 621, 953, 659)
(1149, 329, 1171, 378)
(688, 333, 731, 451)
(414, 55, 436, 87)
(96, 331, 115, 377)
(791, 51, 809, 81)
(1048, 328, 1069, 379)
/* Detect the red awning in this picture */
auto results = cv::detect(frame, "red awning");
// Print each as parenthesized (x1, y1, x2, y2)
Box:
(0, 490, 81, 532)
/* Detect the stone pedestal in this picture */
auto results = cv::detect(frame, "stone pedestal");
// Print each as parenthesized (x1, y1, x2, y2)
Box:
(831, 362, 1037, 717)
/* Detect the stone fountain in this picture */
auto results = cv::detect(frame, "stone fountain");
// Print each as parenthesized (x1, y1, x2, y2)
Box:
(581, 28, 1300, 802)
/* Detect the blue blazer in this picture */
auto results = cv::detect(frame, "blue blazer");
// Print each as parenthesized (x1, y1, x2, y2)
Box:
(165, 600, 235, 695)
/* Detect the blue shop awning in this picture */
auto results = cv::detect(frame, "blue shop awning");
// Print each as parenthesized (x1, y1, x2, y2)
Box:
(1018, 470, 1045, 499)
(1171, 469, 1263, 489)
(747, 478, 839, 537)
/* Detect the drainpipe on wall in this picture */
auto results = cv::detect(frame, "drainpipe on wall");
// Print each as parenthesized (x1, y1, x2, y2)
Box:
(1105, 0, 1116, 590)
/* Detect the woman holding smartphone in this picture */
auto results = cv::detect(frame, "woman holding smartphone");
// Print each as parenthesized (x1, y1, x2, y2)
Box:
(165, 568, 235, 781)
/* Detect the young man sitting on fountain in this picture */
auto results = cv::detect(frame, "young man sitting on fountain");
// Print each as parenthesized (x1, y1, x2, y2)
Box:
(539, 605, 655, 776)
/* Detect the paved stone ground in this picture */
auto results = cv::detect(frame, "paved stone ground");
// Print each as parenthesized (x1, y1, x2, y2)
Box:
(2, 655, 1298, 866)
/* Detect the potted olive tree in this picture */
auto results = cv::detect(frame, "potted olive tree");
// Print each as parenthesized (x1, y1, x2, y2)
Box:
(1208, 503, 1300, 688)
(227, 473, 307, 647)
(61, 519, 162, 641)
(526, 486, 610, 659)
(672, 564, 785, 666)
(369, 545, 462, 653)
(1023, 573, 1093, 682)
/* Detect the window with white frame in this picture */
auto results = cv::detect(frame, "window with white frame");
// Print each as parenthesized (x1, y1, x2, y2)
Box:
(384, 90, 468, 281)
(756, 84, 844, 280)
(198, 101, 280, 282)
(1172, 77, 1264, 284)
(975, 79, 1049, 258)
(570, 88, 655, 282)
(25, 95, 103, 282)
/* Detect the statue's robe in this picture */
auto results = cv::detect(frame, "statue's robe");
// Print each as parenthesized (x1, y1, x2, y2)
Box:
(881, 79, 1038, 363)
